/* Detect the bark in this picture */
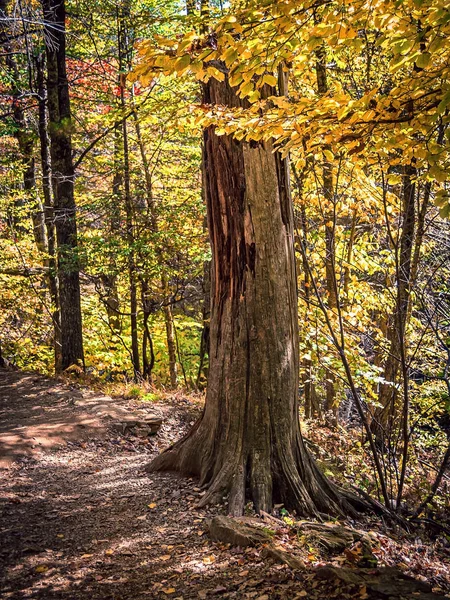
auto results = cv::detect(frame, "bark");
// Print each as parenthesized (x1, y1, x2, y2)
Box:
(163, 289, 178, 388)
(36, 51, 62, 370)
(148, 74, 365, 518)
(376, 165, 416, 433)
(132, 95, 177, 386)
(343, 209, 358, 301)
(42, 0, 84, 371)
(123, 115, 140, 377)
(117, 2, 140, 377)
(315, 32, 337, 423)
(291, 163, 320, 419)
(141, 279, 155, 381)
(101, 123, 122, 335)
(196, 256, 211, 389)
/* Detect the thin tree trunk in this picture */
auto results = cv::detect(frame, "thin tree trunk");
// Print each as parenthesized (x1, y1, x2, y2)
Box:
(36, 51, 62, 371)
(42, 0, 84, 371)
(132, 99, 177, 386)
(315, 36, 337, 423)
(376, 165, 416, 433)
(291, 163, 320, 419)
(117, 2, 140, 377)
(196, 256, 211, 389)
(102, 123, 122, 334)
(162, 278, 178, 388)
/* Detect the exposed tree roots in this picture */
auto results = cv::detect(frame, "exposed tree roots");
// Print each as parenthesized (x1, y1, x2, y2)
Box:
(147, 414, 369, 519)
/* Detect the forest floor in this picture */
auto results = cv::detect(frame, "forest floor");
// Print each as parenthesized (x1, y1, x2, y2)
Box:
(1, 368, 450, 600)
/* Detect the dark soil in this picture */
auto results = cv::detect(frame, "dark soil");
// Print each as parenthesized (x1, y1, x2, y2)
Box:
(1, 368, 449, 599)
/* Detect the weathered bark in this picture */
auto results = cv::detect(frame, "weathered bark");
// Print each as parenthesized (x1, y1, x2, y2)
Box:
(148, 74, 364, 518)
(42, 0, 84, 371)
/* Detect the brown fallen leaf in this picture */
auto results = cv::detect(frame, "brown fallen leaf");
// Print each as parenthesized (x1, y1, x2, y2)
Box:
(203, 555, 216, 564)
(162, 588, 176, 595)
(293, 592, 307, 598)
(105, 549, 114, 555)
(80, 554, 94, 559)
(239, 569, 249, 577)
(161, 555, 172, 561)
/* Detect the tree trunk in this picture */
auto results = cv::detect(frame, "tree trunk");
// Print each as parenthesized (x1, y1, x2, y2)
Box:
(101, 123, 122, 335)
(116, 2, 140, 378)
(42, 0, 84, 371)
(196, 256, 211, 389)
(375, 165, 416, 433)
(36, 51, 62, 371)
(291, 163, 320, 419)
(315, 32, 337, 424)
(148, 74, 364, 518)
(163, 290, 178, 388)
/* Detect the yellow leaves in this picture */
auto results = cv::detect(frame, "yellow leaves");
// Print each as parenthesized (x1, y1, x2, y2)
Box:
(160, 554, 172, 561)
(387, 174, 402, 185)
(415, 52, 431, 69)
(206, 67, 225, 82)
(262, 74, 278, 87)
(174, 54, 191, 74)
(148, 502, 157, 509)
(323, 149, 334, 162)
(35, 565, 49, 573)
(203, 554, 216, 564)
(429, 165, 447, 184)
(435, 190, 450, 218)
(437, 90, 450, 114)
(162, 588, 176, 595)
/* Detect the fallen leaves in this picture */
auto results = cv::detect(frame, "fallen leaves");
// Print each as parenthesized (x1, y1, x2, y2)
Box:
(161, 588, 176, 595)
(34, 565, 48, 573)
(203, 554, 216, 564)
(147, 502, 157, 509)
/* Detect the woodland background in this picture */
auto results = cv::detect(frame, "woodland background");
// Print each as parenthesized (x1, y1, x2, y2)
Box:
(1, 0, 450, 515)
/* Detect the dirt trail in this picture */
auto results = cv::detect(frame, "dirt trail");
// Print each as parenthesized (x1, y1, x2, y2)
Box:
(1, 369, 449, 599)
(0, 369, 309, 599)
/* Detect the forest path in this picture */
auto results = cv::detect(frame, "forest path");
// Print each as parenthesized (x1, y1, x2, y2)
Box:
(1, 368, 449, 599)
(0, 369, 313, 599)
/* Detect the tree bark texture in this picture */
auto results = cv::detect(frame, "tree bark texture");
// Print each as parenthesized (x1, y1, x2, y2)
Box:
(376, 165, 416, 432)
(148, 74, 364, 518)
(42, 0, 84, 370)
(36, 51, 62, 370)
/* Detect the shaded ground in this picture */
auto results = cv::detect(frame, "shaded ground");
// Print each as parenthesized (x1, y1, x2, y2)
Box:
(1, 368, 450, 599)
